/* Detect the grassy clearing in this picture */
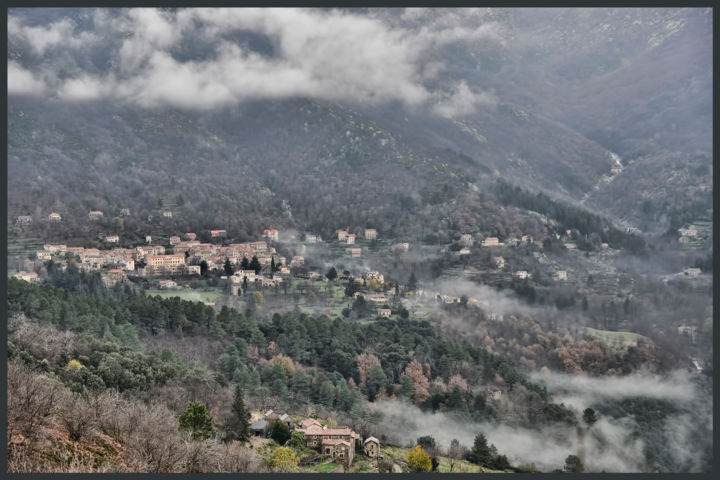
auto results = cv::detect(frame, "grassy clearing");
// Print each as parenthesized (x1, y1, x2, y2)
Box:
(381, 445, 504, 473)
(310, 461, 341, 473)
(585, 327, 649, 351)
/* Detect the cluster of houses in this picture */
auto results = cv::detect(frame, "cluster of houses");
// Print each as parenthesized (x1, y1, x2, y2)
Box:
(252, 411, 379, 467)
(678, 224, 700, 244)
(15, 212, 63, 225)
(19, 230, 290, 288)
(336, 228, 377, 243)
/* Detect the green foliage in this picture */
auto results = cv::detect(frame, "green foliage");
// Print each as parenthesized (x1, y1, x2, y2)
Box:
(466, 432, 494, 466)
(224, 258, 234, 276)
(223, 385, 251, 443)
(179, 401, 214, 441)
(249, 256, 261, 275)
(583, 407, 598, 427)
(495, 179, 647, 254)
(9, 279, 569, 428)
(344, 278, 361, 297)
(268, 420, 292, 446)
(289, 430, 306, 450)
(319, 380, 336, 407)
(491, 454, 512, 471)
(366, 365, 388, 402)
(416, 435, 437, 452)
(326, 267, 338, 281)
(564, 454, 585, 473)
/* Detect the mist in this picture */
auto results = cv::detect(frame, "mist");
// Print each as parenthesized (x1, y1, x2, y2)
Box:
(370, 368, 711, 472)
(371, 400, 646, 472)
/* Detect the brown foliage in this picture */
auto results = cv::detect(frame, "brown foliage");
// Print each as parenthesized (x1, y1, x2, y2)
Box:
(404, 360, 429, 405)
(356, 352, 381, 387)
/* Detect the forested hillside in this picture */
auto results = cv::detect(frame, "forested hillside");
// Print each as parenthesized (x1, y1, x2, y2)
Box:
(8, 275, 582, 472)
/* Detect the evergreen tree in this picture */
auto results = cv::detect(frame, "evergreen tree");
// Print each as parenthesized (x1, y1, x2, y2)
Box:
(240, 256, 250, 270)
(366, 365, 388, 401)
(223, 385, 251, 443)
(249, 256, 262, 275)
(319, 380, 336, 407)
(344, 278, 360, 297)
(400, 375, 414, 398)
(492, 454, 511, 471)
(466, 432, 494, 466)
(200, 260, 209, 276)
(326, 266, 338, 281)
(179, 401, 214, 440)
(268, 420, 292, 445)
(583, 408, 598, 427)
(564, 454, 585, 473)
(224, 258, 234, 276)
(408, 272, 418, 291)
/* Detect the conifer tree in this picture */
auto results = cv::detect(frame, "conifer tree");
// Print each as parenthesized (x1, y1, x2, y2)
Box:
(223, 385, 251, 443)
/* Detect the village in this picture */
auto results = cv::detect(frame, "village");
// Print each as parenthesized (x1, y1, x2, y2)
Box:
(11, 209, 584, 317)
(10, 209, 712, 375)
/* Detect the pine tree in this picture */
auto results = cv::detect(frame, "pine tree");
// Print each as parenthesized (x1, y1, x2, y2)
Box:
(223, 385, 251, 443)
(466, 432, 494, 466)
(408, 272, 417, 291)
(326, 266, 338, 281)
(224, 258, 234, 276)
(249, 256, 261, 275)
(240, 256, 249, 270)
(179, 401, 214, 440)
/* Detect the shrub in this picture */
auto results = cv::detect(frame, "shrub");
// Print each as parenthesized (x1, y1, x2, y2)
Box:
(272, 446, 299, 472)
(407, 445, 432, 472)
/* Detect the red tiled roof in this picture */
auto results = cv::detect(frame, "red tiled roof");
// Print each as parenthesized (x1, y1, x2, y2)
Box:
(300, 418, 322, 429)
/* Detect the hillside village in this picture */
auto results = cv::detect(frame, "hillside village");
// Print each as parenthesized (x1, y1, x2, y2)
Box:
(11, 206, 712, 365)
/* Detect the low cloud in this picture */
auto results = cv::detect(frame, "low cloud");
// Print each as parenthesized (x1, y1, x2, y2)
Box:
(371, 368, 711, 472)
(8, 8, 501, 117)
(8, 61, 47, 95)
(530, 369, 697, 411)
(371, 400, 645, 472)
(433, 81, 498, 118)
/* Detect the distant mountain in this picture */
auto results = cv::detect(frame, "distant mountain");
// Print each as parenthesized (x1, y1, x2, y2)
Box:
(7, 7, 712, 239)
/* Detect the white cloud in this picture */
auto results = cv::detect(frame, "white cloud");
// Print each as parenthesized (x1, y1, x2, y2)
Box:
(9, 16, 99, 55)
(7, 61, 46, 95)
(7, 8, 502, 117)
(529, 368, 697, 411)
(57, 74, 109, 101)
(433, 81, 497, 118)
